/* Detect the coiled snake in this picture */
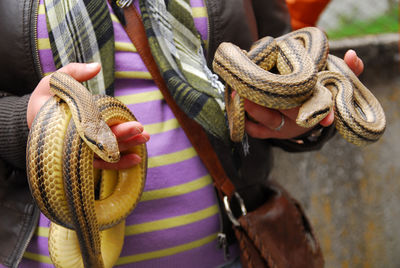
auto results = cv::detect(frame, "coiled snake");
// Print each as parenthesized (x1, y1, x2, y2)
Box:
(27, 72, 147, 268)
(213, 27, 386, 146)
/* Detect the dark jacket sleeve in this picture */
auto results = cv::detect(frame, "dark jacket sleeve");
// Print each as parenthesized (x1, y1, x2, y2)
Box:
(252, 0, 292, 38)
(269, 125, 336, 152)
(0, 94, 31, 170)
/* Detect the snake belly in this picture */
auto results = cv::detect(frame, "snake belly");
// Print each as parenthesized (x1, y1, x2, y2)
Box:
(27, 72, 147, 268)
(212, 26, 386, 146)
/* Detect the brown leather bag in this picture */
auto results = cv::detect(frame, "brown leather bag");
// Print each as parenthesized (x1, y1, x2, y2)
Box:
(119, 4, 324, 267)
(229, 181, 324, 268)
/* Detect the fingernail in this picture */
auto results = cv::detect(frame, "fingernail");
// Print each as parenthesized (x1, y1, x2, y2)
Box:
(354, 57, 360, 69)
(141, 134, 149, 142)
(346, 49, 355, 57)
(139, 133, 150, 142)
(351, 50, 358, 63)
(132, 126, 143, 136)
(135, 155, 143, 164)
(87, 62, 100, 70)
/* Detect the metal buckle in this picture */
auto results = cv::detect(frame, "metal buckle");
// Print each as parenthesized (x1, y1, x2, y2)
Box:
(223, 192, 247, 227)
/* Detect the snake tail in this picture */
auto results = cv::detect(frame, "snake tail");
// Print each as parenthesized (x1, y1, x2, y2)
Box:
(62, 121, 104, 268)
(224, 85, 245, 142)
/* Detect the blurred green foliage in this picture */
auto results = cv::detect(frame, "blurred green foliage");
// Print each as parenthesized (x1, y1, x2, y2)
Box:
(326, 7, 398, 39)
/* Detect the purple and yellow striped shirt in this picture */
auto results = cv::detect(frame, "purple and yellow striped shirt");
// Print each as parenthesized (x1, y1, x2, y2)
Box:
(16, 0, 239, 267)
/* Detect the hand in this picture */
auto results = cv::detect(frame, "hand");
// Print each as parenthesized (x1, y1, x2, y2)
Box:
(93, 122, 149, 170)
(243, 49, 364, 140)
(27, 62, 149, 170)
(27, 62, 102, 128)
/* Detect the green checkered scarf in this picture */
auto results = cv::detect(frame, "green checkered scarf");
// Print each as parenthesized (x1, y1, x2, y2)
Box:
(140, 0, 229, 141)
(44, 0, 228, 141)
(44, 0, 115, 95)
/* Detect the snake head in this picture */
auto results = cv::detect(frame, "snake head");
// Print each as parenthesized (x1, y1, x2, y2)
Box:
(98, 126, 120, 163)
(96, 141, 120, 163)
(85, 120, 120, 163)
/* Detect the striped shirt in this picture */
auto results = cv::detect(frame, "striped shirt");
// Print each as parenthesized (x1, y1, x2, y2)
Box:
(17, 0, 238, 267)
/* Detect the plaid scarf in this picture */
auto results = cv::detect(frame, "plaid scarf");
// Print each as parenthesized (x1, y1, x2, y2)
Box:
(44, 0, 228, 141)
(140, 0, 229, 141)
(44, 0, 115, 95)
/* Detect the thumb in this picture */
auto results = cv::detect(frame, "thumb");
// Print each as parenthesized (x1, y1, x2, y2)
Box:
(343, 50, 364, 76)
(27, 62, 101, 128)
(57, 62, 102, 82)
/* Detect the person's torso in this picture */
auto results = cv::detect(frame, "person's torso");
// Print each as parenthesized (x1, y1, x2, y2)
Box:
(18, 1, 238, 267)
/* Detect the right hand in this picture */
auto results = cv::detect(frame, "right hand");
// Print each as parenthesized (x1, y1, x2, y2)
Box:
(27, 62, 150, 170)
(27, 62, 102, 128)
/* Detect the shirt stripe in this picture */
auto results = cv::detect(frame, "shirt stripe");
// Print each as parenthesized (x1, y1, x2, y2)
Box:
(115, 71, 152, 79)
(142, 118, 180, 135)
(125, 205, 219, 235)
(116, 90, 163, 104)
(140, 173, 212, 201)
(115, 233, 218, 264)
(115, 41, 137, 52)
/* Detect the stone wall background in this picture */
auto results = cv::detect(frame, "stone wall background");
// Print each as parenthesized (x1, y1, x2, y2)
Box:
(271, 31, 400, 267)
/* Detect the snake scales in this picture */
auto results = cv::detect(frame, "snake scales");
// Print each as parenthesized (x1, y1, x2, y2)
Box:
(27, 72, 147, 268)
(212, 27, 386, 146)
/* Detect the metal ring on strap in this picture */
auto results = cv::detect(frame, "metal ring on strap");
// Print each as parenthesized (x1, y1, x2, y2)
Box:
(223, 192, 247, 227)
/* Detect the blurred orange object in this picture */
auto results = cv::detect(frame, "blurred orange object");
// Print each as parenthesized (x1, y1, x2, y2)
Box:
(286, 0, 331, 29)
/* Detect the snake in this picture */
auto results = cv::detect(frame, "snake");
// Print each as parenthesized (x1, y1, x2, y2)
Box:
(212, 27, 386, 146)
(26, 72, 147, 268)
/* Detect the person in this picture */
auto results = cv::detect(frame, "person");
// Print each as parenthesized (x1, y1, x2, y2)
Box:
(0, 0, 364, 267)
(285, 0, 332, 30)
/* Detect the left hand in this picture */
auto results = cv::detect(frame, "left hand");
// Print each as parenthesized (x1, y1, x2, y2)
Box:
(93, 121, 150, 170)
(243, 49, 364, 140)
(28, 62, 150, 171)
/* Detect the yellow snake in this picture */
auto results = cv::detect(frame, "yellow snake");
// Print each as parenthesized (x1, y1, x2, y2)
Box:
(26, 72, 147, 268)
(212, 27, 386, 146)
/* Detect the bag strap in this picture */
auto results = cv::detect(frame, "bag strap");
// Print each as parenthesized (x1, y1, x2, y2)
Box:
(120, 4, 236, 199)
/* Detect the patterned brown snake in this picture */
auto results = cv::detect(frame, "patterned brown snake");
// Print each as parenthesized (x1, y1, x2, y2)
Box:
(212, 27, 386, 146)
(27, 72, 147, 267)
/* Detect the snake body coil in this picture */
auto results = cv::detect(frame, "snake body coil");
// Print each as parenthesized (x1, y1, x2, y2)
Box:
(27, 72, 147, 268)
(213, 27, 386, 146)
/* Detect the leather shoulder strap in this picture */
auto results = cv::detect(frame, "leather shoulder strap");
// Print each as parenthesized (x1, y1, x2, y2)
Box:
(121, 5, 236, 199)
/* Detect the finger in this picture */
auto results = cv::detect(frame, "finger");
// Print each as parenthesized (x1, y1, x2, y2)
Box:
(245, 113, 309, 139)
(281, 106, 334, 127)
(57, 62, 102, 82)
(319, 109, 335, 127)
(244, 99, 284, 130)
(279, 105, 334, 129)
(245, 119, 278, 139)
(110, 121, 144, 141)
(344, 50, 364, 76)
(118, 131, 150, 152)
(93, 153, 142, 170)
(279, 107, 300, 121)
